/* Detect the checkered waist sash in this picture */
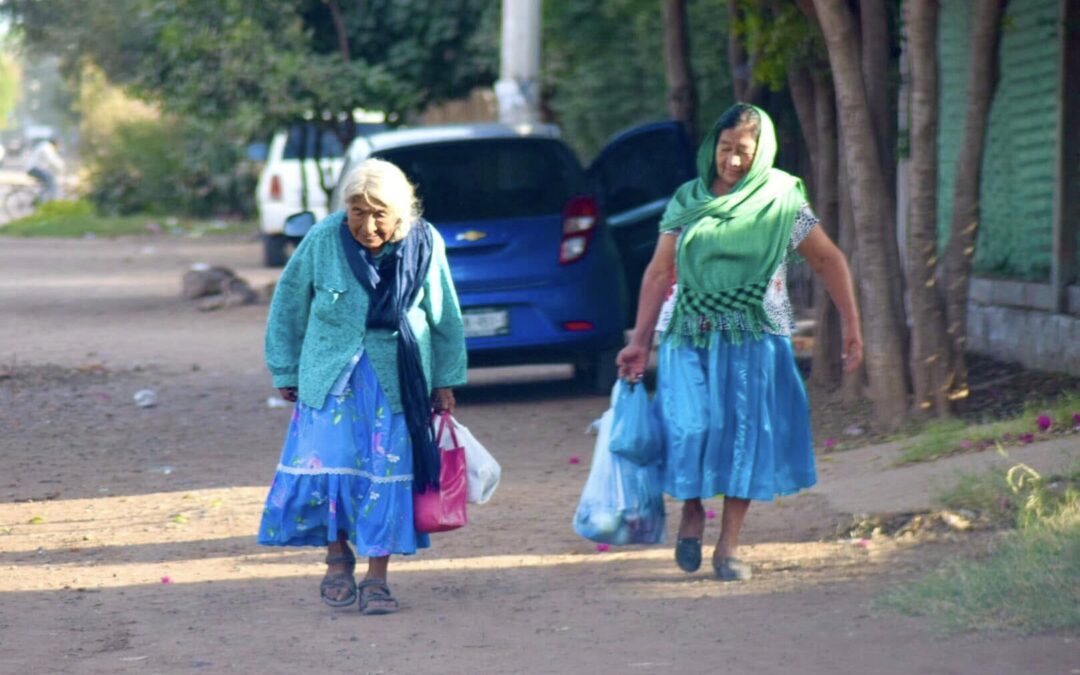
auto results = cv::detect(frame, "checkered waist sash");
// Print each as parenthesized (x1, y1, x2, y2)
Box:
(663, 280, 776, 347)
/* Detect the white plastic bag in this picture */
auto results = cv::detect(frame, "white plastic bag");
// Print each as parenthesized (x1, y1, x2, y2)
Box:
(450, 416, 501, 504)
(573, 408, 666, 545)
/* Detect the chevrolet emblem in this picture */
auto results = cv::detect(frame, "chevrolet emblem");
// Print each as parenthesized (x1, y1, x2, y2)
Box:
(456, 230, 488, 242)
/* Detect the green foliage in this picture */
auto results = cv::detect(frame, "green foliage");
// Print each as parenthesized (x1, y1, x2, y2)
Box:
(82, 116, 257, 217)
(2, 0, 497, 215)
(85, 118, 185, 215)
(1, 198, 254, 237)
(3, 0, 498, 136)
(28, 198, 94, 219)
(542, 0, 734, 161)
(881, 464, 1080, 634)
(0, 54, 20, 129)
(896, 392, 1080, 465)
(935, 467, 1016, 526)
(731, 0, 824, 91)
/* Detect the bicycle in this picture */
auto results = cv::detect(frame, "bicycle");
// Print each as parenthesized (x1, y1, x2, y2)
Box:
(2, 181, 43, 221)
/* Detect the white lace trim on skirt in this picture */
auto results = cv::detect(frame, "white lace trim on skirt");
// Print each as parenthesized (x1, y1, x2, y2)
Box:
(275, 464, 414, 484)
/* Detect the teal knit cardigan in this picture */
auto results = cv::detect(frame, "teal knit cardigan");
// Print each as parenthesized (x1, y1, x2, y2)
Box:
(264, 212, 468, 412)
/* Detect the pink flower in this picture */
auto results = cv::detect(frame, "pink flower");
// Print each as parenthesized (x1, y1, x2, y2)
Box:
(705, 510, 717, 520)
(161, 576, 173, 585)
(1072, 412, 1080, 426)
(823, 438, 837, 449)
(595, 543, 610, 552)
(1018, 433, 1035, 444)
(855, 539, 870, 549)
(959, 439, 972, 450)
(568, 456, 581, 465)
(1036, 415, 1052, 431)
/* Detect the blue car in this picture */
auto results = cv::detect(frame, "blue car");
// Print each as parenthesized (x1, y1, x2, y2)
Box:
(316, 122, 695, 391)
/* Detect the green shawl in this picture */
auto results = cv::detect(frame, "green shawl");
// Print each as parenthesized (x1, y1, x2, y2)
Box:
(659, 105, 807, 346)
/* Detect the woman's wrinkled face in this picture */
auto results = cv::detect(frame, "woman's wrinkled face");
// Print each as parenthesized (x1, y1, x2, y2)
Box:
(713, 125, 758, 193)
(347, 194, 400, 253)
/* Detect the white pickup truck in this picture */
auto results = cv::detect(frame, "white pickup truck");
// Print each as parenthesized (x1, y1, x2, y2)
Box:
(255, 124, 361, 266)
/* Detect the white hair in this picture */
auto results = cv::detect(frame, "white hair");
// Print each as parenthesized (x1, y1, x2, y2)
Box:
(340, 158, 421, 241)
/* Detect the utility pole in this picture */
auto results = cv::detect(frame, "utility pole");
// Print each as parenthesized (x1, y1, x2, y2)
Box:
(495, 0, 542, 124)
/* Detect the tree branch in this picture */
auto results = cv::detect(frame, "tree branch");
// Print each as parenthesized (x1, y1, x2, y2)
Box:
(325, 0, 351, 62)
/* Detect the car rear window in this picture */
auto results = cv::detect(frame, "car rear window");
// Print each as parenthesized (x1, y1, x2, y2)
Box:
(283, 126, 345, 160)
(375, 139, 583, 222)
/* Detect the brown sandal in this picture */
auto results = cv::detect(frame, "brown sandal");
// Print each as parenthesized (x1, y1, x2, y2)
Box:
(319, 551, 357, 607)
(357, 578, 399, 615)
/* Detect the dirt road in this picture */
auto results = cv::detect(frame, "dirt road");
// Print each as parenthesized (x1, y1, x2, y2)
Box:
(1, 235, 1076, 674)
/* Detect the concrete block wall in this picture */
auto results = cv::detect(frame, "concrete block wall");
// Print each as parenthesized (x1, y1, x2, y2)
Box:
(967, 300, 1080, 376)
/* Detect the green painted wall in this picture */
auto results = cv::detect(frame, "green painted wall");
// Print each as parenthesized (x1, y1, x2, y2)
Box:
(937, 0, 1060, 280)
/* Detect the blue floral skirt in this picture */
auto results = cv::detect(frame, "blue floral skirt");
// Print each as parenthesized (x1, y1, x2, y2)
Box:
(257, 354, 430, 556)
(657, 332, 815, 501)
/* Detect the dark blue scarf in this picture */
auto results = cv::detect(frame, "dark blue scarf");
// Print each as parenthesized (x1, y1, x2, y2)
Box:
(339, 215, 438, 493)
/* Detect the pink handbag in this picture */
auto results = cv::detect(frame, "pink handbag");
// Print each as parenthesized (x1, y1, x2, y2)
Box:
(413, 411, 468, 533)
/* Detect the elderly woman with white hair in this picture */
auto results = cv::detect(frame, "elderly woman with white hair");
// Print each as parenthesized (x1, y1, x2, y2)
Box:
(258, 158, 467, 615)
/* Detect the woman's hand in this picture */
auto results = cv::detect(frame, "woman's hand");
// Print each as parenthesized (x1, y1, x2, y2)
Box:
(432, 388, 455, 414)
(617, 236, 675, 384)
(616, 344, 649, 382)
(842, 324, 864, 374)
(278, 386, 298, 402)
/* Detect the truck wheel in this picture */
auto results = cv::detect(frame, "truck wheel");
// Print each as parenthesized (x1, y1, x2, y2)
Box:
(575, 348, 620, 395)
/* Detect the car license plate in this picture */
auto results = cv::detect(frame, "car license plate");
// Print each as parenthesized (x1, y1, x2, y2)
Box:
(462, 308, 510, 338)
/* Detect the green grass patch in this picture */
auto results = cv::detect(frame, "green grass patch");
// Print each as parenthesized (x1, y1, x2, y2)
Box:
(1, 200, 255, 238)
(879, 464, 1080, 634)
(896, 392, 1080, 466)
(935, 467, 1017, 526)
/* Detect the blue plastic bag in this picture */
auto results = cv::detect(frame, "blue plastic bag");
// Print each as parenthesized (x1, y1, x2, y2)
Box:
(608, 380, 662, 465)
(572, 408, 666, 545)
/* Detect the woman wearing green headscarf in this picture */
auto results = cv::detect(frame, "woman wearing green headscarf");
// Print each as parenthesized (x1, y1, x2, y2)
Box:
(616, 104, 863, 581)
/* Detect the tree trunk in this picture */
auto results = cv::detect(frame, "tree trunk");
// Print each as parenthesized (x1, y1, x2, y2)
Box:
(859, 0, 896, 195)
(787, 66, 818, 196)
(904, 0, 952, 416)
(837, 129, 865, 402)
(728, 0, 763, 102)
(814, 0, 908, 430)
(859, 0, 909, 394)
(943, 0, 1008, 401)
(791, 0, 843, 390)
(320, 0, 356, 203)
(789, 64, 844, 389)
(661, 0, 698, 141)
(810, 69, 844, 389)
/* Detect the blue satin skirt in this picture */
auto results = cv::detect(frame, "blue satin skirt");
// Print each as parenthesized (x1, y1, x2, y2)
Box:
(657, 332, 815, 501)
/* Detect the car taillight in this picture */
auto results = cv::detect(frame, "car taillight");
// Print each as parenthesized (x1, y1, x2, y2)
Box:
(563, 321, 594, 332)
(559, 196, 598, 265)
(269, 175, 283, 201)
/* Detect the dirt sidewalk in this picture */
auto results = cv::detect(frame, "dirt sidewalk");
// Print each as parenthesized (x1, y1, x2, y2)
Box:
(1, 235, 1076, 674)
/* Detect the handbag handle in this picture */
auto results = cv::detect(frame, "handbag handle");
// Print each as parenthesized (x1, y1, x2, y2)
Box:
(432, 410, 462, 449)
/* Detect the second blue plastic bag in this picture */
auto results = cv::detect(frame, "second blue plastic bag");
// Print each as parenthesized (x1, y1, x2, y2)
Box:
(608, 380, 662, 465)
(572, 407, 666, 545)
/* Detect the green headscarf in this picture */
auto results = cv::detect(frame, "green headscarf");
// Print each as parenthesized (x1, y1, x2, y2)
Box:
(659, 104, 807, 346)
